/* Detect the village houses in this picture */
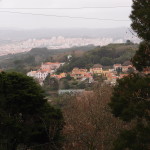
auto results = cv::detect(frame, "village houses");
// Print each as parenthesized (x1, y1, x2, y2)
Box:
(27, 61, 138, 86)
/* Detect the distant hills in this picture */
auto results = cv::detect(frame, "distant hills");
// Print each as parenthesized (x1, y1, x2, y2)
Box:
(0, 27, 140, 43)
(0, 43, 138, 74)
(0, 45, 95, 73)
(57, 43, 138, 73)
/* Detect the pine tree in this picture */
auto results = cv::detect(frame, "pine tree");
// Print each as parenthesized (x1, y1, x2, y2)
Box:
(130, 0, 150, 41)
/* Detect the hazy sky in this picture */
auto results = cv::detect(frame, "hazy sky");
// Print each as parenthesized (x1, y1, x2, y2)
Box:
(0, 0, 133, 29)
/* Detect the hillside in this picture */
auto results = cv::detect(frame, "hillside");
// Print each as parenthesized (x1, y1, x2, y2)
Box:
(0, 45, 95, 73)
(57, 43, 138, 73)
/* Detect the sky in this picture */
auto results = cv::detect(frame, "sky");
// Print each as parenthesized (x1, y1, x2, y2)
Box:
(0, 0, 133, 29)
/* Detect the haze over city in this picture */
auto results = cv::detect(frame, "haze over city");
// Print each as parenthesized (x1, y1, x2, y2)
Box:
(0, 0, 140, 56)
(0, 0, 132, 29)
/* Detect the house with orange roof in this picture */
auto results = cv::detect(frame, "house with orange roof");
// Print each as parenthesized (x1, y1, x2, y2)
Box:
(143, 67, 150, 75)
(102, 70, 110, 77)
(113, 64, 122, 71)
(119, 74, 129, 79)
(71, 68, 88, 80)
(71, 68, 94, 82)
(51, 73, 67, 80)
(41, 62, 64, 72)
(27, 71, 37, 78)
(122, 65, 134, 73)
(90, 68, 103, 75)
(90, 64, 103, 75)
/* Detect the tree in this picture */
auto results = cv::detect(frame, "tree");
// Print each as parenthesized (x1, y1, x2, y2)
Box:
(132, 41, 150, 71)
(109, 74, 150, 122)
(0, 72, 64, 150)
(65, 74, 73, 81)
(116, 67, 122, 76)
(44, 76, 59, 91)
(59, 79, 70, 90)
(130, 0, 150, 73)
(110, 2, 150, 146)
(113, 124, 150, 150)
(100, 57, 114, 66)
(63, 85, 129, 150)
(109, 74, 150, 149)
(130, 0, 150, 41)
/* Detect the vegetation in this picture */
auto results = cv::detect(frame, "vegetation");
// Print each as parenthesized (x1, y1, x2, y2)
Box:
(109, 0, 150, 149)
(132, 41, 150, 72)
(130, 0, 150, 41)
(57, 43, 138, 73)
(44, 75, 59, 91)
(0, 45, 95, 73)
(130, 0, 150, 71)
(59, 78, 91, 90)
(62, 85, 130, 150)
(0, 72, 64, 150)
(109, 74, 150, 150)
(43, 75, 93, 95)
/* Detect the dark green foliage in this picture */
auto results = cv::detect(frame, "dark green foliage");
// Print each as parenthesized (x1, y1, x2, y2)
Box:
(64, 74, 73, 81)
(132, 41, 150, 71)
(109, 74, 150, 122)
(127, 67, 135, 74)
(109, 74, 150, 150)
(100, 57, 113, 66)
(113, 124, 150, 150)
(77, 81, 86, 89)
(44, 76, 59, 91)
(110, 1, 150, 149)
(59, 79, 70, 89)
(0, 72, 64, 150)
(57, 44, 137, 73)
(130, 0, 150, 41)
(0, 46, 95, 73)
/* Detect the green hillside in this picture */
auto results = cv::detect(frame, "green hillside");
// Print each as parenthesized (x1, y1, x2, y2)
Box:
(57, 43, 138, 73)
(0, 45, 95, 73)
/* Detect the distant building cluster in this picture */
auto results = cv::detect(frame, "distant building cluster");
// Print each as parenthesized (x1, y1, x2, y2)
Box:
(27, 62, 64, 85)
(67, 64, 136, 85)
(0, 36, 124, 56)
(27, 61, 140, 86)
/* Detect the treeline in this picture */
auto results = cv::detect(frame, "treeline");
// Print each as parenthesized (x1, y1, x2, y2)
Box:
(0, 45, 95, 73)
(57, 43, 138, 73)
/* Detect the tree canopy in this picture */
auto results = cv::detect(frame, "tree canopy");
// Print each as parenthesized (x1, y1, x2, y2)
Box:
(109, 1, 150, 149)
(57, 44, 137, 73)
(130, 0, 150, 41)
(109, 74, 150, 150)
(109, 74, 150, 122)
(0, 72, 63, 150)
(132, 41, 150, 71)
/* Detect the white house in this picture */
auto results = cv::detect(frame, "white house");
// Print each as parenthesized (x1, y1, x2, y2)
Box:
(27, 70, 49, 81)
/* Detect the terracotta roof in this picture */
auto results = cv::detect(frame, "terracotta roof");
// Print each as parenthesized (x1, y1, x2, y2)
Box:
(37, 70, 49, 73)
(114, 64, 122, 66)
(44, 62, 61, 65)
(30, 71, 37, 74)
(93, 64, 103, 68)
(119, 74, 128, 78)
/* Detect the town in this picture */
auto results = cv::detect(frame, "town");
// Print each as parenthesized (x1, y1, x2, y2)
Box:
(27, 60, 137, 88)
(0, 37, 123, 56)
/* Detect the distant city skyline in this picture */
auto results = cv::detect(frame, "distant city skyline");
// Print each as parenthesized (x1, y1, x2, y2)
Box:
(0, 0, 132, 29)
